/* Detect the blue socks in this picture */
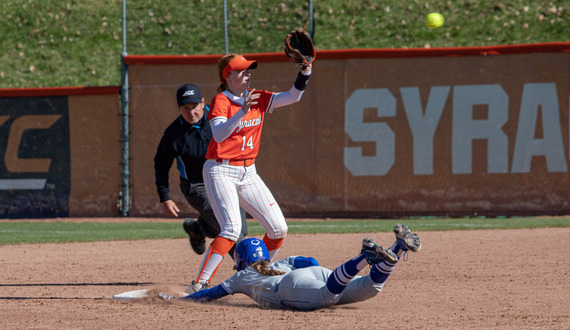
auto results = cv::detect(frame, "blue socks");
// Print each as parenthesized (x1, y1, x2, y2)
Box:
(390, 241, 403, 257)
(326, 255, 367, 294)
(327, 241, 401, 294)
(369, 260, 396, 284)
(368, 241, 400, 284)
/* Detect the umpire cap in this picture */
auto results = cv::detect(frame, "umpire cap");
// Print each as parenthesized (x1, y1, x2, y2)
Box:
(176, 84, 203, 106)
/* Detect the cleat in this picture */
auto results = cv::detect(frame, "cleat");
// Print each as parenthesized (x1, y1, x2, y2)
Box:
(158, 292, 174, 300)
(361, 238, 398, 264)
(183, 218, 206, 255)
(185, 280, 209, 294)
(394, 224, 421, 252)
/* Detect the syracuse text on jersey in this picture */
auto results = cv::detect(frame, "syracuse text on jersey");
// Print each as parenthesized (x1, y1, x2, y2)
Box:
(236, 115, 262, 133)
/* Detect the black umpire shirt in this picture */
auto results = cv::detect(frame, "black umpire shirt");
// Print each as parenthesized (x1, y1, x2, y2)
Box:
(154, 107, 212, 203)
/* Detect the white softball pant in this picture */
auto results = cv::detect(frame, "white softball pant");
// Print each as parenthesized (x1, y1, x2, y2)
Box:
(202, 159, 287, 242)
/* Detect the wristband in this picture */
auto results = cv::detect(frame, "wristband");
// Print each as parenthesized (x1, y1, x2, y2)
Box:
(294, 71, 310, 91)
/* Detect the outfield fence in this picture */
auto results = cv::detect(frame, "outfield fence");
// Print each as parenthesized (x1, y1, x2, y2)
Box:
(0, 42, 569, 218)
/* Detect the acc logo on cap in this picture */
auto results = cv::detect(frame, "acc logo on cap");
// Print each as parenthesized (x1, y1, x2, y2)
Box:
(183, 90, 195, 96)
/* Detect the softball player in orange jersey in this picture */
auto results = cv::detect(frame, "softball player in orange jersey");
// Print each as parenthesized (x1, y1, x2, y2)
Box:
(189, 54, 312, 292)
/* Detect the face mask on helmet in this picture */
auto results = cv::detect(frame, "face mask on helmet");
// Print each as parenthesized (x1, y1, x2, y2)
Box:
(234, 238, 270, 271)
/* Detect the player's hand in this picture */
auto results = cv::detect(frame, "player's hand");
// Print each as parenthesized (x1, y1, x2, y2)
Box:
(161, 200, 180, 217)
(300, 64, 312, 73)
(241, 89, 260, 114)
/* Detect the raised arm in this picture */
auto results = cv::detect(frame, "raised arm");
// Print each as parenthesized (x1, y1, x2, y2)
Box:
(270, 67, 312, 110)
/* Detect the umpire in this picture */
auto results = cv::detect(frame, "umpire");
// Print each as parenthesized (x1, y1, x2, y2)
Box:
(154, 83, 247, 257)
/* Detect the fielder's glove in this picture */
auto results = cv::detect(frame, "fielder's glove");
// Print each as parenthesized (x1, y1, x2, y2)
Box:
(284, 29, 316, 69)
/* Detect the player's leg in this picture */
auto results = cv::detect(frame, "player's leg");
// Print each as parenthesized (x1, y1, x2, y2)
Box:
(336, 228, 421, 305)
(359, 224, 421, 290)
(203, 161, 246, 242)
(186, 182, 248, 240)
(362, 225, 421, 286)
(277, 267, 339, 310)
(325, 254, 368, 294)
(280, 240, 399, 310)
(181, 181, 216, 255)
(236, 206, 248, 248)
(182, 217, 208, 255)
(183, 182, 221, 238)
(190, 160, 243, 292)
(184, 182, 247, 259)
(238, 165, 287, 260)
(326, 238, 397, 294)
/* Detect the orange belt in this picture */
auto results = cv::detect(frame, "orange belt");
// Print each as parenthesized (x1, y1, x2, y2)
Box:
(216, 158, 255, 166)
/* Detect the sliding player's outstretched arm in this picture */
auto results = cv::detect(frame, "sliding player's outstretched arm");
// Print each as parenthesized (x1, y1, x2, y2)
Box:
(159, 284, 229, 303)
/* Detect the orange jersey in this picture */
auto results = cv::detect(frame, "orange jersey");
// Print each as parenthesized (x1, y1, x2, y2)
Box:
(206, 89, 274, 160)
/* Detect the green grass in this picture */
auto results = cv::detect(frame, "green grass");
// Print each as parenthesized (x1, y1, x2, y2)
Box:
(0, 0, 567, 88)
(0, 222, 183, 244)
(0, 1, 568, 244)
(1, 217, 569, 245)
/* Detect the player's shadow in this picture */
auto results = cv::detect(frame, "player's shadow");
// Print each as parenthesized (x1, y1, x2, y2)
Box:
(0, 282, 156, 300)
(211, 299, 357, 312)
(0, 282, 155, 287)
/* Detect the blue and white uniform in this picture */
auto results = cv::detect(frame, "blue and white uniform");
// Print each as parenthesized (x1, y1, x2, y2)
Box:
(223, 257, 383, 310)
(182, 256, 387, 311)
(172, 227, 422, 310)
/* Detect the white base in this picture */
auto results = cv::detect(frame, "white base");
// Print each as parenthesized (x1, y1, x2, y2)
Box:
(113, 289, 150, 301)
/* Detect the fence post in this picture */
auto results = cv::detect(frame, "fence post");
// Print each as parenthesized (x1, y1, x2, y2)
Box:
(224, 0, 229, 54)
(119, 0, 130, 216)
(309, 0, 314, 40)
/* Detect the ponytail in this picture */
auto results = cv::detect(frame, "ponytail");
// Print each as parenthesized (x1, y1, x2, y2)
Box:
(250, 260, 286, 276)
(217, 83, 226, 93)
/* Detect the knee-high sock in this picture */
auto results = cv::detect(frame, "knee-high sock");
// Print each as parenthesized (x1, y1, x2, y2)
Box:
(369, 259, 397, 284)
(390, 241, 404, 258)
(365, 241, 402, 284)
(194, 236, 235, 284)
(263, 234, 284, 260)
(326, 255, 368, 294)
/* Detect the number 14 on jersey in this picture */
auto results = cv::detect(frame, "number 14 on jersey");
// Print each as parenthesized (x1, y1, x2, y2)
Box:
(241, 135, 254, 151)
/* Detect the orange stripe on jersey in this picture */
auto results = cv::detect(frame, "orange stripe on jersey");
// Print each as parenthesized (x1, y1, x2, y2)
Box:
(206, 90, 274, 160)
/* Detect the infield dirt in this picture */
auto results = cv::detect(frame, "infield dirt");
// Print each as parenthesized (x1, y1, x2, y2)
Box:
(1, 220, 568, 329)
